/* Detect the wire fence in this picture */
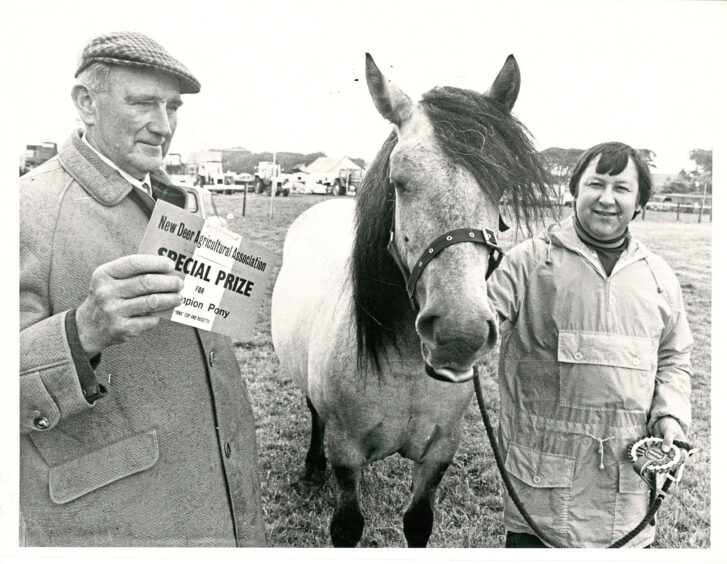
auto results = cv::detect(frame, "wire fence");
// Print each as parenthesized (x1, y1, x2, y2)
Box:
(639, 202, 712, 223)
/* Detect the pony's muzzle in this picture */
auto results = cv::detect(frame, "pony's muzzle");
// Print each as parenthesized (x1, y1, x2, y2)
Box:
(416, 306, 498, 385)
(416, 308, 498, 358)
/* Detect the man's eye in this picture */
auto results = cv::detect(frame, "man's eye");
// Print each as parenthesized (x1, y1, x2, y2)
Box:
(588, 181, 602, 187)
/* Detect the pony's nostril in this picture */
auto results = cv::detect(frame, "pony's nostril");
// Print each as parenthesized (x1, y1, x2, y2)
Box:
(416, 313, 438, 341)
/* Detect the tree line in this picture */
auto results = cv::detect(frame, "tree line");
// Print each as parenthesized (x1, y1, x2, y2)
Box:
(220, 149, 367, 175)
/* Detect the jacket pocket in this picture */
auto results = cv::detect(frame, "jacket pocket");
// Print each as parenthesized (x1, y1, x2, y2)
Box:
(504, 442, 575, 533)
(49, 429, 159, 504)
(558, 331, 655, 411)
(617, 460, 650, 494)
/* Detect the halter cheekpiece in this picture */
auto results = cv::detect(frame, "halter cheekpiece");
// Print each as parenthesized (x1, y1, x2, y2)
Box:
(387, 220, 505, 309)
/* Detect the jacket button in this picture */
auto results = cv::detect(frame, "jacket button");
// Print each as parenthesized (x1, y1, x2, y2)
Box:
(33, 416, 50, 430)
(632, 356, 639, 365)
(574, 351, 583, 360)
(208, 351, 215, 367)
(533, 475, 541, 484)
(224, 442, 232, 458)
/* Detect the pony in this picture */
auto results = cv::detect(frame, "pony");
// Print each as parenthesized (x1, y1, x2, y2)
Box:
(271, 53, 552, 547)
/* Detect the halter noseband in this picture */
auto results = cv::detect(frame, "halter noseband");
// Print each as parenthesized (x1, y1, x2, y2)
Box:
(387, 216, 507, 310)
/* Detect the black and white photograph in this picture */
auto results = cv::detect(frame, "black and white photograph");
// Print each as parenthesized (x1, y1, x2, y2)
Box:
(3, 0, 725, 561)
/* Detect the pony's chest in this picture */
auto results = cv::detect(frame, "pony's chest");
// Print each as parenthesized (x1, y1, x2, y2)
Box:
(355, 383, 473, 462)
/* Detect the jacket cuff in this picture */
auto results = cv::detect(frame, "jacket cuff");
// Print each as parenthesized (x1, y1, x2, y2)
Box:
(65, 309, 107, 404)
(647, 414, 687, 436)
(20, 312, 94, 433)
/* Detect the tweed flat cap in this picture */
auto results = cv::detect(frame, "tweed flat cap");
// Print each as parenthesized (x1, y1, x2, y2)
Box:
(76, 31, 200, 94)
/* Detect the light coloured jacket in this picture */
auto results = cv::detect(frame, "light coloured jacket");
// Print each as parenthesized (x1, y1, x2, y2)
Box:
(19, 131, 265, 547)
(487, 217, 692, 547)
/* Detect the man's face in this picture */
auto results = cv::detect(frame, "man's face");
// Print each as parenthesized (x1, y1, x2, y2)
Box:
(575, 154, 640, 240)
(86, 66, 182, 179)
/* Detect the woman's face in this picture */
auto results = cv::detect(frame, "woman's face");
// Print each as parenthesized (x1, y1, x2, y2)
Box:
(575, 154, 640, 240)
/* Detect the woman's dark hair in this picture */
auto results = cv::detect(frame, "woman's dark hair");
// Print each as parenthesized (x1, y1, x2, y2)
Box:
(568, 142, 652, 209)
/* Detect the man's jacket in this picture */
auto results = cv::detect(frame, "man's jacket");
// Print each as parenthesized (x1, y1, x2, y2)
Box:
(487, 217, 692, 547)
(19, 131, 265, 546)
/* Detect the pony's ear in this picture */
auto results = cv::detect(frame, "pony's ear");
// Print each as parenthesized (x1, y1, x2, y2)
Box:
(484, 55, 520, 112)
(365, 53, 413, 127)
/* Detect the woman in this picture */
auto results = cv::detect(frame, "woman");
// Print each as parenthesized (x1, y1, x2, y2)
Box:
(488, 142, 692, 548)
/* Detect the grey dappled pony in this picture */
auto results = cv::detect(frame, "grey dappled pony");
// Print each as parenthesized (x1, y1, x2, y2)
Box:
(271, 54, 552, 547)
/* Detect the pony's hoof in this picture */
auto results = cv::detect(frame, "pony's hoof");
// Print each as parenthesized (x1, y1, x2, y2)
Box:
(294, 474, 325, 497)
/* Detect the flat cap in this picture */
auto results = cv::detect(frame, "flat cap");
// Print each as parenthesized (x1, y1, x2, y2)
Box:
(76, 31, 200, 94)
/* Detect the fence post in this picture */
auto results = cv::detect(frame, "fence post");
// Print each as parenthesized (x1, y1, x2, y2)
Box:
(698, 201, 703, 223)
(676, 203, 680, 221)
(641, 207, 646, 220)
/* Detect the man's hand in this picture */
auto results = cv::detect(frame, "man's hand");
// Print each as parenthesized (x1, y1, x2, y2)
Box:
(652, 416, 686, 452)
(75, 255, 184, 357)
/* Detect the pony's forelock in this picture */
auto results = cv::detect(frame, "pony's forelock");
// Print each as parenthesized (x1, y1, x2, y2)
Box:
(421, 86, 555, 233)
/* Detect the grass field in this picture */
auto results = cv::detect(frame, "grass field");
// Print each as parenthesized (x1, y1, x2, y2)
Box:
(213, 192, 711, 548)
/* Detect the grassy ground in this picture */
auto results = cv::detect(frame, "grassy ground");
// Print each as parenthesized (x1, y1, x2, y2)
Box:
(213, 192, 711, 548)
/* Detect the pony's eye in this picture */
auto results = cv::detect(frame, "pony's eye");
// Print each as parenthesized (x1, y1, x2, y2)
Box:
(392, 181, 408, 193)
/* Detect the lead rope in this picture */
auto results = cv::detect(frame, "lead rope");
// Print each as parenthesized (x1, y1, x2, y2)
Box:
(472, 366, 678, 548)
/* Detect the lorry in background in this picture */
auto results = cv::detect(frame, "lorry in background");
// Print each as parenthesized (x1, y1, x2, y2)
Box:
(205, 172, 241, 194)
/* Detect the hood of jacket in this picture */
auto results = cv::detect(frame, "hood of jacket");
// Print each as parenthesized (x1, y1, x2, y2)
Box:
(537, 215, 664, 284)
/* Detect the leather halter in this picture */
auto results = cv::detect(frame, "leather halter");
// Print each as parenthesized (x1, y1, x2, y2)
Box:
(387, 212, 507, 310)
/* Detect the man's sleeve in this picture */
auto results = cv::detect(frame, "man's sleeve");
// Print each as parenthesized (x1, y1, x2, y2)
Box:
(648, 280, 693, 435)
(19, 190, 104, 434)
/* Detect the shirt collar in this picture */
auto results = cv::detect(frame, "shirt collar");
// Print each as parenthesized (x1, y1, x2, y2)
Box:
(81, 133, 151, 194)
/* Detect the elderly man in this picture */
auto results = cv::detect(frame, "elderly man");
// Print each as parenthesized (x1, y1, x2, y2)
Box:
(19, 32, 265, 547)
(488, 142, 692, 548)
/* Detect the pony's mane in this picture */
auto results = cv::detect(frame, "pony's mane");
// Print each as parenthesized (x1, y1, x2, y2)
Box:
(352, 85, 554, 372)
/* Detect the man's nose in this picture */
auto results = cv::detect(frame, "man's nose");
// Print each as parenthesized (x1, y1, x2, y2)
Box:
(148, 106, 173, 138)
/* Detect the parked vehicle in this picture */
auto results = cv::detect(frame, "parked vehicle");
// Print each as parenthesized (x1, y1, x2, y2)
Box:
(169, 174, 195, 187)
(234, 172, 255, 186)
(648, 193, 711, 213)
(183, 185, 229, 229)
(205, 172, 247, 195)
(20, 142, 58, 175)
(254, 161, 289, 196)
(329, 168, 363, 195)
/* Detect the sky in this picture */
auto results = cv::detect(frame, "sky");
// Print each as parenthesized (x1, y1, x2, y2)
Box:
(4, 0, 726, 175)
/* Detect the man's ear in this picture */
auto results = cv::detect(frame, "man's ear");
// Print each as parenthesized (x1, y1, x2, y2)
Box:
(71, 84, 97, 127)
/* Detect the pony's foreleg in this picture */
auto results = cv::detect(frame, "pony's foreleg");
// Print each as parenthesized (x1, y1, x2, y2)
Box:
(295, 396, 327, 496)
(330, 465, 364, 547)
(403, 459, 450, 547)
